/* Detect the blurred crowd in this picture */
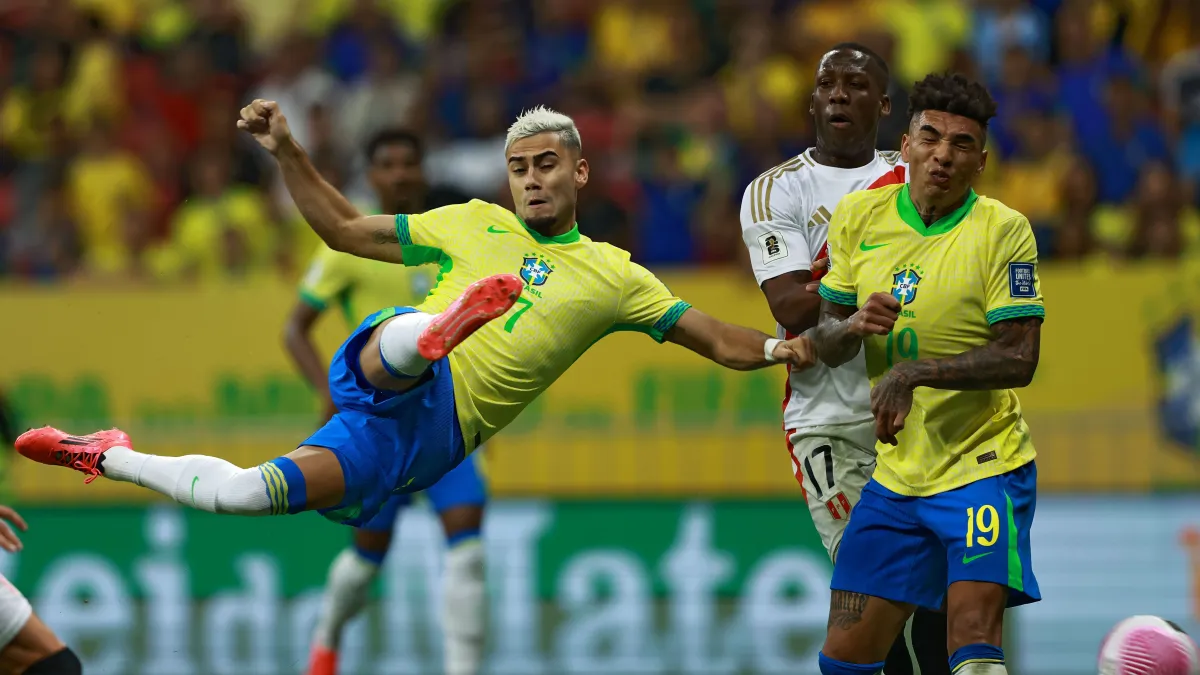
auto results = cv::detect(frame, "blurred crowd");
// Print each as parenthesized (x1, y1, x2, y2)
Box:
(1, 0, 1199, 283)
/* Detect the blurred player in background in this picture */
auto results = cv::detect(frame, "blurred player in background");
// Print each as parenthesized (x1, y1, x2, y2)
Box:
(0, 503, 81, 675)
(739, 43, 948, 675)
(283, 130, 486, 675)
(814, 73, 1043, 675)
(16, 100, 818, 616)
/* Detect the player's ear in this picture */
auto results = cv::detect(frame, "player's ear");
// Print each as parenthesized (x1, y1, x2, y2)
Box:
(809, 91, 815, 118)
(575, 158, 589, 189)
(900, 134, 910, 163)
(880, 94, 892, 117)
(978, 149, 988, 175)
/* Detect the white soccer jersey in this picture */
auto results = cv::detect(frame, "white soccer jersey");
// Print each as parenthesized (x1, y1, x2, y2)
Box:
(740, 148, 907, 433)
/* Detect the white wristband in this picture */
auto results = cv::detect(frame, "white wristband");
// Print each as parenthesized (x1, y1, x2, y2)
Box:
(763, 338, 783, 363)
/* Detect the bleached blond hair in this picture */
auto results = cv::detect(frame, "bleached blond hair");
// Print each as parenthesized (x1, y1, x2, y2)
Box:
(505, 106, 582, 154)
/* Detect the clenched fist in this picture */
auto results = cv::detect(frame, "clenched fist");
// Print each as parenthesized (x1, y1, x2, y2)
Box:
(237, 99, 293, 155)
(773, 335, 818, 371)
(847, 292, 901, 337)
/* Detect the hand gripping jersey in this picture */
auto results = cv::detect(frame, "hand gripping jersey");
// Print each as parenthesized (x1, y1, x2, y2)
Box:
(739, 149, 907, 433)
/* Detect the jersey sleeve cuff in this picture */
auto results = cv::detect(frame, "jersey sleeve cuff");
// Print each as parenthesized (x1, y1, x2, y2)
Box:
(986, 304, 1045, 325)
(650, 301, 692, 343)
(395, 214, 413, 246)
(818, 284, 857, 306)
(298, 289, 328, 311)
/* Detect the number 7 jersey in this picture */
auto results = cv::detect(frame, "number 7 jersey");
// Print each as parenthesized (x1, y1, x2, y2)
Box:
(818, 184, 1045, 496)
(395, 200, 691, 451)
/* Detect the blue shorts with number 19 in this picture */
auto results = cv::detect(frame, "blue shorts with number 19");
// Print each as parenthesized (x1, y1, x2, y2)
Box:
(302, 307, 466, 528)
(831, 461, 1040, 611)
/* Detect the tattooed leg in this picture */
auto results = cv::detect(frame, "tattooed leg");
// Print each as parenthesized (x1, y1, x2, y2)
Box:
(822, 590, 915, 664)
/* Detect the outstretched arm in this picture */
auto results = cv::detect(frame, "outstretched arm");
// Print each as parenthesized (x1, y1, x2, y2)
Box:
(239, 100, 403, 263)
(664, 308, 817, 372)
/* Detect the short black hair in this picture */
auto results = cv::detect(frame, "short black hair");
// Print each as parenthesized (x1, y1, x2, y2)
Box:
(828, 42, 890, 83)
(908, 72, 998, 131)
(365, 129, 423, 164)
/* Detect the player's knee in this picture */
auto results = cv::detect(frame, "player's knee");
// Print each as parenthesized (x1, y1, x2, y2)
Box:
(23, 647, 82, 675)
(947, 606, 1002, 650)
(352, 530, 391, 565)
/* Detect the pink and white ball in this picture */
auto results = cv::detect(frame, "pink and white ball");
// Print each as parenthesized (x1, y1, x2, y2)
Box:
(1099, 615, 1200, 675)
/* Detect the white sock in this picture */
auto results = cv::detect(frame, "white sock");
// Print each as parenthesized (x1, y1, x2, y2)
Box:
(443, 540, 486, 675)
(379, 312, 435, 376)
(102, 446, 273, 515)
(954, 664, 1007, 675)
(312, 548, 380, 650)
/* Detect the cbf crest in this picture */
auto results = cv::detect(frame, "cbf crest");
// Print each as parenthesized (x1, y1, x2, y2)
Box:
(891, 264, 925, 305)
(520, 253, 555, 287)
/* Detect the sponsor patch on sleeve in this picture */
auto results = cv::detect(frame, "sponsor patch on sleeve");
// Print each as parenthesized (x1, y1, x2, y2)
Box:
(758, 230, 788, 264)
(1008, 262, 1036, 298)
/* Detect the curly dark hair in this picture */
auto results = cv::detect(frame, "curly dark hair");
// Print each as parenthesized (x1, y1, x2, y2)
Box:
(907, 72, 998, 130)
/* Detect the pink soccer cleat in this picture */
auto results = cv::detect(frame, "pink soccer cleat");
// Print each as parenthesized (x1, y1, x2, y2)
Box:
(14, 426, 131, 484)
(305, 645, 338, 675)
(417, 273, 523, 361)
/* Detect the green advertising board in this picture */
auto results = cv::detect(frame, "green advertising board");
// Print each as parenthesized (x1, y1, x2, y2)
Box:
(5, 500, 832, 675)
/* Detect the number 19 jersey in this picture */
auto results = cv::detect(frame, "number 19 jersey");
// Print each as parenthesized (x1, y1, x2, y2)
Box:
(819, 184, 1045, 496)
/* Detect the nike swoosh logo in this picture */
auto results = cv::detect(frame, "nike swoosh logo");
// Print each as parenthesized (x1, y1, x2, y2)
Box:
(392, 477, 415, 494)
(962, 552, 994, 564)
(190, 476, 200, 506)
(859, 241, 890, 251)
(487, 226, 510, 234)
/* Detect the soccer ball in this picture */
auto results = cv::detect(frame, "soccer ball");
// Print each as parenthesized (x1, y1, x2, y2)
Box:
(1099, 615, 1200, 675)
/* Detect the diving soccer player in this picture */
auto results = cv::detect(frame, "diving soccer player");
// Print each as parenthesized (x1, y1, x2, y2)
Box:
(738, 43, 947, 675)
(812, 72, 1043, 675)
(285, 129, 486, 675)
(15, 102, 818, 574)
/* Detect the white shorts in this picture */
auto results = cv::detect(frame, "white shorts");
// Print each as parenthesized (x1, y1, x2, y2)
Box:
(787, 420, 877, 563)
(0, 573, 32, 648)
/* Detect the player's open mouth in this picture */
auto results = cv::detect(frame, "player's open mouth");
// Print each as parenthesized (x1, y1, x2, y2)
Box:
(828, 113, 852, 128)
(528, 199, 547, 207)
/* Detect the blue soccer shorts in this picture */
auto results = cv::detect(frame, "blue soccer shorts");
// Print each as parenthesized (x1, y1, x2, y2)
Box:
(301, 307, 466, 528)
(358, 449, 488, 533)
(831, 461, 1041, 610)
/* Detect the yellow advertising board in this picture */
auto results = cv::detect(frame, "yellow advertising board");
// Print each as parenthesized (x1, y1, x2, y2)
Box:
(4, 261, 1199, 502)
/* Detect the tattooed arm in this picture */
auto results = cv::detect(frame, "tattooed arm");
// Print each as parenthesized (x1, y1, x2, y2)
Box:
(812, 292, 902, 368)
(870, 317, 1042, 444)
(893, 317, 1042, 390)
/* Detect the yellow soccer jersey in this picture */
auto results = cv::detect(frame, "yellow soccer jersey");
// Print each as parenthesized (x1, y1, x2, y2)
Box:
(300, 242, 436, 327)
(396, 200, 691, 451)
(819, 183, 1045, 496)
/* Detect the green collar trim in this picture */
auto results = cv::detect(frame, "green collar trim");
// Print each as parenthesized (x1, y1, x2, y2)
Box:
(895, 184, 978, 237)
(514, 214, 581, 244)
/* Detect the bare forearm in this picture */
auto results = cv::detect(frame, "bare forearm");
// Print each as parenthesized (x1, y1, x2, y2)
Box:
(771, 290, 823, 336)
(892, 318, 1040, 390)
(711, 323, 778, 371)
(283, 328, 331, 398)
(812, 303, 861, 368)
(275, 139, 363, 251)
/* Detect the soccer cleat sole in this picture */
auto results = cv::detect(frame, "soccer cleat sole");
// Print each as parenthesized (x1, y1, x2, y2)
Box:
(417, 273, 523, 361)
